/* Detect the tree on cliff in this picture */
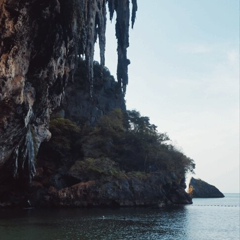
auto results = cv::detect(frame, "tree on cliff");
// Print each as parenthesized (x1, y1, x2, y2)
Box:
(0, 0, 137, 186)
(62, 108, 195, 177)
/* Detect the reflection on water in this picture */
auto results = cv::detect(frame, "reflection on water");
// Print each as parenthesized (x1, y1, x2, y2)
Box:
(0, 194, 239, 240)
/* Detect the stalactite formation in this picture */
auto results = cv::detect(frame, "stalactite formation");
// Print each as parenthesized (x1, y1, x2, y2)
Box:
(108, 0, 138, 93)
(0, 0, 137, 186)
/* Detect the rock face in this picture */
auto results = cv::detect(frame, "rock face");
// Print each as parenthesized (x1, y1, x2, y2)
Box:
(45, 177, 192, 207)
(29, 158, 192, 208)
(61, 60, 126, 126)
(188, 177, 224, 198)
(0, 0, 137, 188)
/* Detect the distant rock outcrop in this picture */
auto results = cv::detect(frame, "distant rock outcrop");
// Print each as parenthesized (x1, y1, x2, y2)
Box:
(188, 177, 224, 198)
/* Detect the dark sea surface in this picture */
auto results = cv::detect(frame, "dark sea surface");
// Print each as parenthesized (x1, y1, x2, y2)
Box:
(0, 193, 239, 240)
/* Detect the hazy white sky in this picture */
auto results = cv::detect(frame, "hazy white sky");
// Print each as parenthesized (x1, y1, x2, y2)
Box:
(96, 0, 239, 193)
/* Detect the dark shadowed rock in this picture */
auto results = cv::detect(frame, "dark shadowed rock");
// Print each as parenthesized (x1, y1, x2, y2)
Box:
(31, 170, 192, 208)
(188, 177, 224, 198)
(61, 61, 126, 126)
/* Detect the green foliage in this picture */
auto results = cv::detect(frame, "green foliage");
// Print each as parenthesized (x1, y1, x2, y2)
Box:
(79, 109, 125, 159)
(78, 109, 195, 180)
(127, 171, 150, 181)
(127, 110, 158, 134)
(49, 118, 80, 151)
(39, 109, 195, 182)
(98, 109, 125, 135)
(39, 118, 80, 163)
(50, 118, 80, 136)
(69, 158, 127, 179)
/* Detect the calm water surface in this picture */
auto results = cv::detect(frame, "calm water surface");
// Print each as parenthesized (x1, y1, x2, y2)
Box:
(0, 194, 239, 240)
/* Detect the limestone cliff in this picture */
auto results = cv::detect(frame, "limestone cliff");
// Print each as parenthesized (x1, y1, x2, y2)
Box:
(0, 1, 194, 208)
(0, 0, 137, 187)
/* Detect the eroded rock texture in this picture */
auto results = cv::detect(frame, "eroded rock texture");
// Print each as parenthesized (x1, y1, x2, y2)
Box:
(0, 0, 137, 188)
(44, 175, 192, 208)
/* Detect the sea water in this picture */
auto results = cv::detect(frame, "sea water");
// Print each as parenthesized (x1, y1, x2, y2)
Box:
(0, 193, 239, 240)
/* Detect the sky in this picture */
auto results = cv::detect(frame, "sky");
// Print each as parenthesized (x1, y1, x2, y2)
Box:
(95, 0, 239, 193)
